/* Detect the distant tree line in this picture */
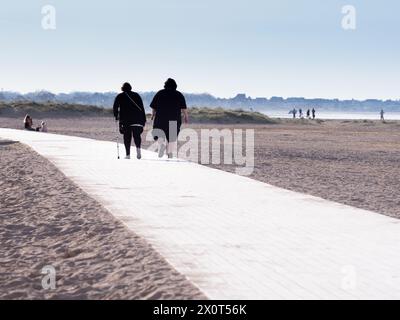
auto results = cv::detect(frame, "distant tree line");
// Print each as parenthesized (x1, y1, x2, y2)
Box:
(1, 91, 399, 112)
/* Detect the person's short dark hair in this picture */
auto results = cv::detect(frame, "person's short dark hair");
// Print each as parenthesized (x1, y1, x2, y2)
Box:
(122, 82, 132, 92)
(164, 78, 177, 90)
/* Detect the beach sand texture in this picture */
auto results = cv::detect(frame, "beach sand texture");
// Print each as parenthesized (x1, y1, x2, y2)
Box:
(1, 129, 400, 299)
(0, 140, 205, 299)
(1, 116, 398, 217)
(1, 116, 399, 299)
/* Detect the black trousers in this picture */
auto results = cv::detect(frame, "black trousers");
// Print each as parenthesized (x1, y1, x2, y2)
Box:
(123, 126, 143, 155)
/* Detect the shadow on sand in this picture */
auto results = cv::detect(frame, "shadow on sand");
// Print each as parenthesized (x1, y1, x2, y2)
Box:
(0, 140, 18, 147)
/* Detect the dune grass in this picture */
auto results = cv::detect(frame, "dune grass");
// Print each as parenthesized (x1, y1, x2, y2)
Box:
(189, 107, 278, 124)
(0, 101, 112, 116)
(0, 102, 279, 124)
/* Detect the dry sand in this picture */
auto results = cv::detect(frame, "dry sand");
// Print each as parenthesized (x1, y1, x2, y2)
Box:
(1, 115, 399, 299)
(207, 120, 400, 219)
(1, 116, 398, 218)
(0, 140, 205, 299)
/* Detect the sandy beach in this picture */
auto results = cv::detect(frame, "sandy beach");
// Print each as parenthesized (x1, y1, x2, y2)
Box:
(0, 139, 204, 299)
(1, 115, 399, 218)
(1, 115, 400, 299)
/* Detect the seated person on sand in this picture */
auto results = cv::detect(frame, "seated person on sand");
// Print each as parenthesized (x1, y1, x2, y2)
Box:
(23, 115, 41, 132)
(40, 121, 48, 132)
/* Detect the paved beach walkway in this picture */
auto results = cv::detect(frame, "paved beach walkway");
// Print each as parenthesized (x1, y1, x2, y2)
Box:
(1, 128, 400, 299)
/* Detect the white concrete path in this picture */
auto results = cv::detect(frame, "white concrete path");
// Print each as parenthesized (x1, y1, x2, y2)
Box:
(1, 128, 400, 300)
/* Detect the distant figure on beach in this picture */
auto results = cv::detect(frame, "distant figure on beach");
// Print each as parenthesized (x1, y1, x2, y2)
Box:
(150, 78, 189, 158)
(23, 115, 40, 131)
(380, 109, 385, 121)
(40, 121, 48, 133)
(312, 108, 316, 120)
(299, 108, 303, 118)
(291, 108, 297, 119)
(24, 115, 33, 130)
(113, 82, 146, 159)
(306, 109, 311, 119)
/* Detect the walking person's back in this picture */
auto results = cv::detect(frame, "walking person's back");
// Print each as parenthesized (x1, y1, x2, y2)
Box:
(113, 82, 146, 159)
(150, 78, 188, 158)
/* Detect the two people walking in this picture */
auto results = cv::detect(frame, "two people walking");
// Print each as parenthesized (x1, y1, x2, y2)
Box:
(113, 78, 188, 160)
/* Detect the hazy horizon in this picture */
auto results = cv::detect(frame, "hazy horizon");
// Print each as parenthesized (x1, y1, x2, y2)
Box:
(2, 89, 400, 102)
(1, 0, 399, 100)
(0, 88, 400, 102)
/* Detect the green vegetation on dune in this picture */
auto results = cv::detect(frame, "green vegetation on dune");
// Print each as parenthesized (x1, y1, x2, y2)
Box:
(0, 101, 112, 116)
(189, 107, 277, 124)
(0, 102, 279, 124)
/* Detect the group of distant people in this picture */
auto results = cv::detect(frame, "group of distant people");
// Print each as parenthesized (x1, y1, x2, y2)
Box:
(23, 115, 47, 132)
(290, 108, 386, 121)
(290, 107, 316, 119)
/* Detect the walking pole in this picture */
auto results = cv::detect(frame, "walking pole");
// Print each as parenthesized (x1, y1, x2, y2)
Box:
(115, 120, 120, 159)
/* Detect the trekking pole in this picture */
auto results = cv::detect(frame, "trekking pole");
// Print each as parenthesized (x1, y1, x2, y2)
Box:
(115, 120, 120, 159)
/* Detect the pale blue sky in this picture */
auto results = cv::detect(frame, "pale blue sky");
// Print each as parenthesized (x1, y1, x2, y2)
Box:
(1, 0, 399, 99)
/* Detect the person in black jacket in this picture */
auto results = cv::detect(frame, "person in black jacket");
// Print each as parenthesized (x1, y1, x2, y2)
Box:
(150, 78, 188, 158)
(113, 82, 146, 159)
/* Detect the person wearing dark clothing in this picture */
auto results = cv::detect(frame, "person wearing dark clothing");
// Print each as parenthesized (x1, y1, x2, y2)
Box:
(24, 115, 34, 130)
(312, 108, 316, 120)
(150, 78, 188, 158)
(306, 109, 310, 119)
(292, 108, 297, 119)
(113, 82, 146, 159)
(24, 114, 40, 131)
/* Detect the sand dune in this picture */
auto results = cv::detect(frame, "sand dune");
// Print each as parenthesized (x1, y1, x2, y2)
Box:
(0, 140, 205, 299)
